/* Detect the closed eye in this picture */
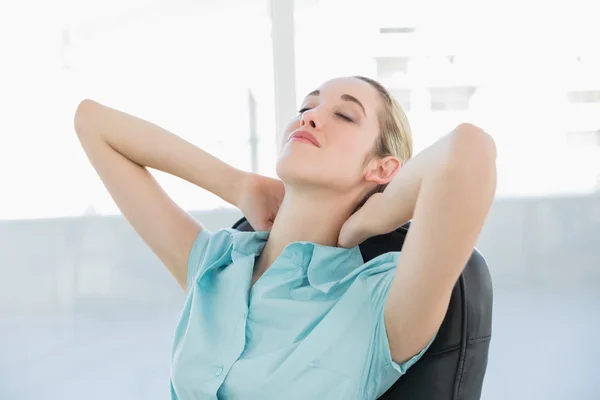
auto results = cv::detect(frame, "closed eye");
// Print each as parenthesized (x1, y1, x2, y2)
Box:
(298, 108, 353, 123)
(336, 113, 353, 123)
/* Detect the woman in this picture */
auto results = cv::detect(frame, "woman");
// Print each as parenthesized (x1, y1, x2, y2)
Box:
(74, 76, 496, 399)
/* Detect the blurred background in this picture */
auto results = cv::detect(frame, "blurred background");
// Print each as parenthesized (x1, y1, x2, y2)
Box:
(1, 0, 599, 399)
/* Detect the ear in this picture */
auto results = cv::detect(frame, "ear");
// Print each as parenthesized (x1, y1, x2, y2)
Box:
(364, 156, 401, 185)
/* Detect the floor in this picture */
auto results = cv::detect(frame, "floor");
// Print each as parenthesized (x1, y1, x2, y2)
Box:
(1, 287, 598, 399)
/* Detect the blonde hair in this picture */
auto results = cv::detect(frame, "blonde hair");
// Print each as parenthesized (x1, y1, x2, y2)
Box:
(353, 76, 413, 192)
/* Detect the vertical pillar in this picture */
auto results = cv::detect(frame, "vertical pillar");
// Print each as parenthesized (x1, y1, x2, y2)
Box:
(248, 90, 258, 173)
(269, 0, 297, 150)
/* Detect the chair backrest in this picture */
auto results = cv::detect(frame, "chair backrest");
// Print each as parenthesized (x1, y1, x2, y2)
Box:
(231, 218, 493, 400)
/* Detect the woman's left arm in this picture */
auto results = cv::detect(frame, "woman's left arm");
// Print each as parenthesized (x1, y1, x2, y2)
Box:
(339, 123, 497, 364)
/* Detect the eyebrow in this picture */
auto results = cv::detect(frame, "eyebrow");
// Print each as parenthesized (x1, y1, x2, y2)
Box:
(305, 90, 367, 117)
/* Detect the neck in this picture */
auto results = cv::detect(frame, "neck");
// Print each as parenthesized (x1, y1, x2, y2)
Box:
(255, 186, 361, 274)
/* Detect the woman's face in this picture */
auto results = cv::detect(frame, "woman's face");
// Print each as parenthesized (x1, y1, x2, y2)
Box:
(276, 77, 385, 194)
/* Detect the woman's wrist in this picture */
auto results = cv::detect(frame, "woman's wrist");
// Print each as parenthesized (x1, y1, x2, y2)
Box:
(369, 190, 414, 235)
(222, 168, 249, 209)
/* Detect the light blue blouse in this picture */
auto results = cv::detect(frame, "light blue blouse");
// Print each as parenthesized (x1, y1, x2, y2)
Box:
(170, 228, 433, 400)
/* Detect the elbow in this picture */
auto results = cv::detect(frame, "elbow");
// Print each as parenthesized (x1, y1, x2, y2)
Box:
(438, 123, 497, 198)
(447, 123, 497, 172)
(73, 99, 98, 136)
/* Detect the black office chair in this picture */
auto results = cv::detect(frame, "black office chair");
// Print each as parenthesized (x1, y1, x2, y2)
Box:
(232, 217, 493, 400)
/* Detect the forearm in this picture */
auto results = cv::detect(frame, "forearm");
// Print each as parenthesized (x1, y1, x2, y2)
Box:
(381, 125, 496, 363)
(371, 124, 496, 235)
(74, 99, 244, 207)
(369, 129, 454, 233)
(403, 129, 497, 273)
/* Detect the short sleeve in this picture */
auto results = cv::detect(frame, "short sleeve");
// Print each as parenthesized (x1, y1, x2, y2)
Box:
(186, 227, 213, 290)
(367, 268, 437, 397)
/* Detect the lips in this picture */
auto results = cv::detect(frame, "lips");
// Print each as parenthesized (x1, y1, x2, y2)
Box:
(288, 130, 321, 147)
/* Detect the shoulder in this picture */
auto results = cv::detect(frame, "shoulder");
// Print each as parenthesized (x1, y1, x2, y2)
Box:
(359, 251, 401, 286)
(190, 227, 269, 267)
(203, 228, 237, 252)
(186, 228, 246, 290)
(189, 228, 235, 262)
(318, 251, 401, 319)
(361, 251, 401, 302)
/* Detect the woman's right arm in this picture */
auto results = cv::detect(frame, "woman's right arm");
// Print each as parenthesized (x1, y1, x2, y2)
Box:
(74, 99, 244, 291)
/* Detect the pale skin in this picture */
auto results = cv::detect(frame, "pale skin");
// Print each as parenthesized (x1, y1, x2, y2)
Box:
(74, 77, 496, 366)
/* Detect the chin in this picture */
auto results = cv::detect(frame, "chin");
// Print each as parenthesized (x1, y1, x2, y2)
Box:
(276, 161, 355, 194)
(276, 155, 317, 185)
(276, 161, 325, 188)
(276, 143, 362, 191)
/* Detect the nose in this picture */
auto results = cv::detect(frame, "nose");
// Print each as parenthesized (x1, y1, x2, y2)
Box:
(300, 108, 319, 129)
